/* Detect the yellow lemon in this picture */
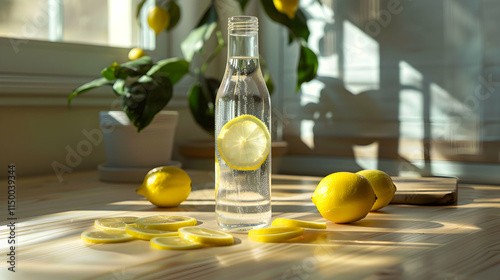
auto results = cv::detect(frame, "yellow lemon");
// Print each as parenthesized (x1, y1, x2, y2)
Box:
(357, 170, 397, 211)
(136, 167, 191, 207)
(135, 215, 197, 231)
(312, 172, 376, 224)
(125, 225, 177, 240)
(151, 236, 202, 250)
(179, 227, 234, 246)
(81, 229, 134, 243)
(248, 226, 304, 243)
(273, 0, 299, 19)
(147, 6, 169, 35)
(271, 218, 326, 229)
(128, 48, 146, 61)
(94, 217, 138, 231)
(217, 115, 271, 171)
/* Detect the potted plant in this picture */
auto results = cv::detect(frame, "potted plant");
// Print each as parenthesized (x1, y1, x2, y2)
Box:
(68, 55, 189, 181)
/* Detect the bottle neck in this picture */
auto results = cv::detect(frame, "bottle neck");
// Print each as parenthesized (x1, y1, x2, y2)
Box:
(227, 16, 259, 58)
(228, 33, 258, 58)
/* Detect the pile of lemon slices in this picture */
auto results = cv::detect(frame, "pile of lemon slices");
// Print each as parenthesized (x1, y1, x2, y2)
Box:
(248, 218, 326, 243)
(81, 215, 234, 250)
(82, 216, 327, 248)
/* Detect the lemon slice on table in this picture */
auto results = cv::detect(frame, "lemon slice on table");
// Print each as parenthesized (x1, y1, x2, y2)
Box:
(271, 218, 326, 229)
(135, 215, 197, 231)
(81, 229, 134, 244)
(151, 236, 202, 250)
(94, 217, 138, 231)
(248, 226, 304, 243)
(125, 225, 178, 240)
(217, 115, 271, 171)
(179, 227, 234, 246)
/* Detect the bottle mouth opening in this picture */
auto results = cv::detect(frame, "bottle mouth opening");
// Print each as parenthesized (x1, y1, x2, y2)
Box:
(228, 16, 258, 35)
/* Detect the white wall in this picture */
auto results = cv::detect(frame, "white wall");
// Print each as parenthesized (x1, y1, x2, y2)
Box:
(274, 0, 500, 183)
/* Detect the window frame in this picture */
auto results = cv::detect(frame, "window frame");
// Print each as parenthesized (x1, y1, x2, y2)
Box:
(0, 0, 168, 107)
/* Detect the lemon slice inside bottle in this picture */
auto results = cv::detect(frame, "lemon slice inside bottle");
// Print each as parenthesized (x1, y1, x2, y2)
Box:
(179, 227, 234, 246)
(94, 217, 138, 231)
(150, 236, 202, 250)
(135, 215, 197, 231)
(125, 225, 178, 240)
(81, 229, 134, 243)
(217, 115, 271, 171)
(248, 226, 304, 243)
(271, 218, 327, 229)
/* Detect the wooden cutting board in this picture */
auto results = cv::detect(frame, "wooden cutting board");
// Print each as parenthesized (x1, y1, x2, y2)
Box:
(390, 177, 458, 205)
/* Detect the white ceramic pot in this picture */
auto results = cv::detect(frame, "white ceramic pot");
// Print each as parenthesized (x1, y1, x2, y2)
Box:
(99, 111, 178, 168)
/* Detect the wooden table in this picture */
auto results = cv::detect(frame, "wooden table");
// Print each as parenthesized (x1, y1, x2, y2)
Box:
(1, 170, 499, 280)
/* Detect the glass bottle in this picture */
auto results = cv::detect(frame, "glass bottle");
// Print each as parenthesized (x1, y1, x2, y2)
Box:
(215, 16, 272, 232)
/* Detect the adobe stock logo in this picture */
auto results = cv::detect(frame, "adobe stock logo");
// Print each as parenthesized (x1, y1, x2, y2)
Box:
(8, 0, 62, 54)
(51, 129, 104, 182)
(364, 0, 404, 37)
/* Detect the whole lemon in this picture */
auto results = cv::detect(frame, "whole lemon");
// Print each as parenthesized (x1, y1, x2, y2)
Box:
(137, 167, 191, 207)
(128, 48, 146, 61)
(147, 6, 170, 35)
(312, 172, 376, 223)
(357, 170, 397, 211)
(273, 0, 299, 19)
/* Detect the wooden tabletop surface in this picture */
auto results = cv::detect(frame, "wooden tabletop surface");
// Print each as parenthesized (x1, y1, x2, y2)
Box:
(1, 170, 499, 280)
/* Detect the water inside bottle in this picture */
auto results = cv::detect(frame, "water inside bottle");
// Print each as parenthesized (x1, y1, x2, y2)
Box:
(215, 56, 272, 232)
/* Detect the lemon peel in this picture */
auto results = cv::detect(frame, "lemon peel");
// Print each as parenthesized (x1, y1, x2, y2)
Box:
(81, 229, 134, 244)
(312, 172, 376, 223)
(125, 225, 177, 240)
(248, 226, 304, 243)
(357, 170, 397, 211)
(147, 6, 169, 35)
(271, 218, 326, 229)
(179, 227, 234, 246)
(94, 217, 138, 231)
(136, 167, 191, 207)
(128, 48, 146, 61)
(273, 0, 299, 19)
(135, 215, 197, 231)
(150, 236, 202, 250)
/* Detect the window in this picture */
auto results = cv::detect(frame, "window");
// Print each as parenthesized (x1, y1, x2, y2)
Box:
(0, 0, 167, 106)
(0, 0, 155, 49)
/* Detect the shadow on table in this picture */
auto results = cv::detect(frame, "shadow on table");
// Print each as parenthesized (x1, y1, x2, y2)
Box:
(282, 230, 444, 248)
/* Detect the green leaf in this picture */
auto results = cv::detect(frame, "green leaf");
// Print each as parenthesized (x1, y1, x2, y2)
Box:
(181, 4, 218, 62)
(122, 76, 173, 132)
(260, 55, 274, 95)
(136, 0, 147, 27)
(259, 0, 310, 42)
(112, 78, 126, 95)
(100, 56, 153, 81)
(290, 9, 310, 43)
(236, 0, 250, 11)
(101, 62, 120, 81)
(68, 78, 113, 106)
(146, 57, 189, 84)
(201, 29, 225, 74)
(166, 1, 181, 31)
(260, 0, 289, 26)
(296, 45, 318, 91)
(187, 82, 215, 135)
(120, 56, 153, 76)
